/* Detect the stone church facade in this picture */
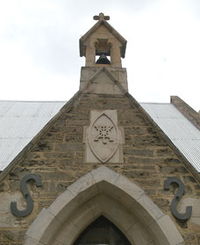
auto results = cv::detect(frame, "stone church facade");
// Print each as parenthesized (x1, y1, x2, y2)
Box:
(0, 13, 200, 245)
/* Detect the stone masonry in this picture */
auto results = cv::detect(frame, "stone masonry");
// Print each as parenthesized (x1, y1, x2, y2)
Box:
(0, 92, 200, 244)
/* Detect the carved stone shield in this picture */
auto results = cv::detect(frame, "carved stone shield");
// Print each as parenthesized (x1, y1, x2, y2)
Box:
(88, 112, 120, 162)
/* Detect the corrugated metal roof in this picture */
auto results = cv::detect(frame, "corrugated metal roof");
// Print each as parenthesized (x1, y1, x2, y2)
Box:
(0, 101, 199, 172)
(141, 103, 200, 172)
(0, 101, 65, 170)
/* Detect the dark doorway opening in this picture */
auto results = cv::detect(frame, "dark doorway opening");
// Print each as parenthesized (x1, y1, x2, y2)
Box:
(74, 216, 131, 245)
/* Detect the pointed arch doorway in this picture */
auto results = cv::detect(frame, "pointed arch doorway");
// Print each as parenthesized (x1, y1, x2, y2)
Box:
(24, 166, 184, 245)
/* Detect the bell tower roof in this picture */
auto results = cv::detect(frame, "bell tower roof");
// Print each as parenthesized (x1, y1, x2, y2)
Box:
(79, 13, 127, 61)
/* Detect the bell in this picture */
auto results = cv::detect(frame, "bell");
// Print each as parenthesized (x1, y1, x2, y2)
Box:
(96, 54, 111, 64)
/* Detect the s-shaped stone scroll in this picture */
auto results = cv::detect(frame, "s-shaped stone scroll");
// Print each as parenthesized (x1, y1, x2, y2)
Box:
(164, 177, 192, 222)
(10, 174, 42, 217)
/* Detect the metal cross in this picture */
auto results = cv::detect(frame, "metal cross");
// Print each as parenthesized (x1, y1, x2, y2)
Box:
(93, 13, 110, 21)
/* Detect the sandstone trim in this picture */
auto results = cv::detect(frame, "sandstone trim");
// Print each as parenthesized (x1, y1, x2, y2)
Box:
(24, 166, 184, 245)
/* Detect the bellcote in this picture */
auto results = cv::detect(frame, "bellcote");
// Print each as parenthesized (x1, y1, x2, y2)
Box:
(79, 13, 127, 68)
(79, 14, 128, 94)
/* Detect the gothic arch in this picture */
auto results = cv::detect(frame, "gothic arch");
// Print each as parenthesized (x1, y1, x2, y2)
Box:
(24, 166, 184, 245)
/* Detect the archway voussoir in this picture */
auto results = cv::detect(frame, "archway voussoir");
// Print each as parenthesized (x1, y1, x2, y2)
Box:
(90, 165, 120, 185)
(94, 194, 138, 233)
(52, 240, 65, 245)
(149, 215, 184, 245)
(176, 242, 185, 245)
(126, 221, 154, 245)
(54, 199, 101, 245)
(54, 221, 82, 245)
(67, 172, 96, 196)
(136, 194, 165, 224)
(113, 173, 144, 200)
(24, 235, 44, 245)
(48, 189, 75, 218)
(25, 208, 58, 244)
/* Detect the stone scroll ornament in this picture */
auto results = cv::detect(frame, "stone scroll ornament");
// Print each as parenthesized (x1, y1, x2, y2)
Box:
(10, 174, 42, 217)
(88, 111, 120, 162)
(164, 177, 192, 222)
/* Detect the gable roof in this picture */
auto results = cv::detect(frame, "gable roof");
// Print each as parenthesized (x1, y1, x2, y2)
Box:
(79, 19, 127, 58)
(0, 101, 64, 170)
(0, 99, 200, 174)
(141, 103, 200, 172)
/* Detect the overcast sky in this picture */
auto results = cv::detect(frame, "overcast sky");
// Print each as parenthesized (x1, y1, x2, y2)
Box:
(0, 0, 200, 110)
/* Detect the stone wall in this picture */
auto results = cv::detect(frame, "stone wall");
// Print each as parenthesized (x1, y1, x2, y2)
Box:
(0, 93, 200, 244)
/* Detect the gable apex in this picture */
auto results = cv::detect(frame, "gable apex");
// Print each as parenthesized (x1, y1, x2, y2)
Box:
(79, 18, 127, 58)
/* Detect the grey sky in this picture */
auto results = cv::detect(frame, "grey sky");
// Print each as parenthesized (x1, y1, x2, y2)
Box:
(0, 0, 199, 110)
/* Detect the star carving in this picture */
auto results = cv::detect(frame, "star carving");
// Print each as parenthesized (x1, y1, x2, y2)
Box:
(94, 125, 114, 144)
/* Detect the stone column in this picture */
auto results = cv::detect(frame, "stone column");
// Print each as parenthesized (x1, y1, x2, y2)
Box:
(85, 41, 95, 66)
(110, 44, 121, 67)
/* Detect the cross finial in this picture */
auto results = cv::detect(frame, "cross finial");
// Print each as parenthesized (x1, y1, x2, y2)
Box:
(93, 13, 110, 21)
